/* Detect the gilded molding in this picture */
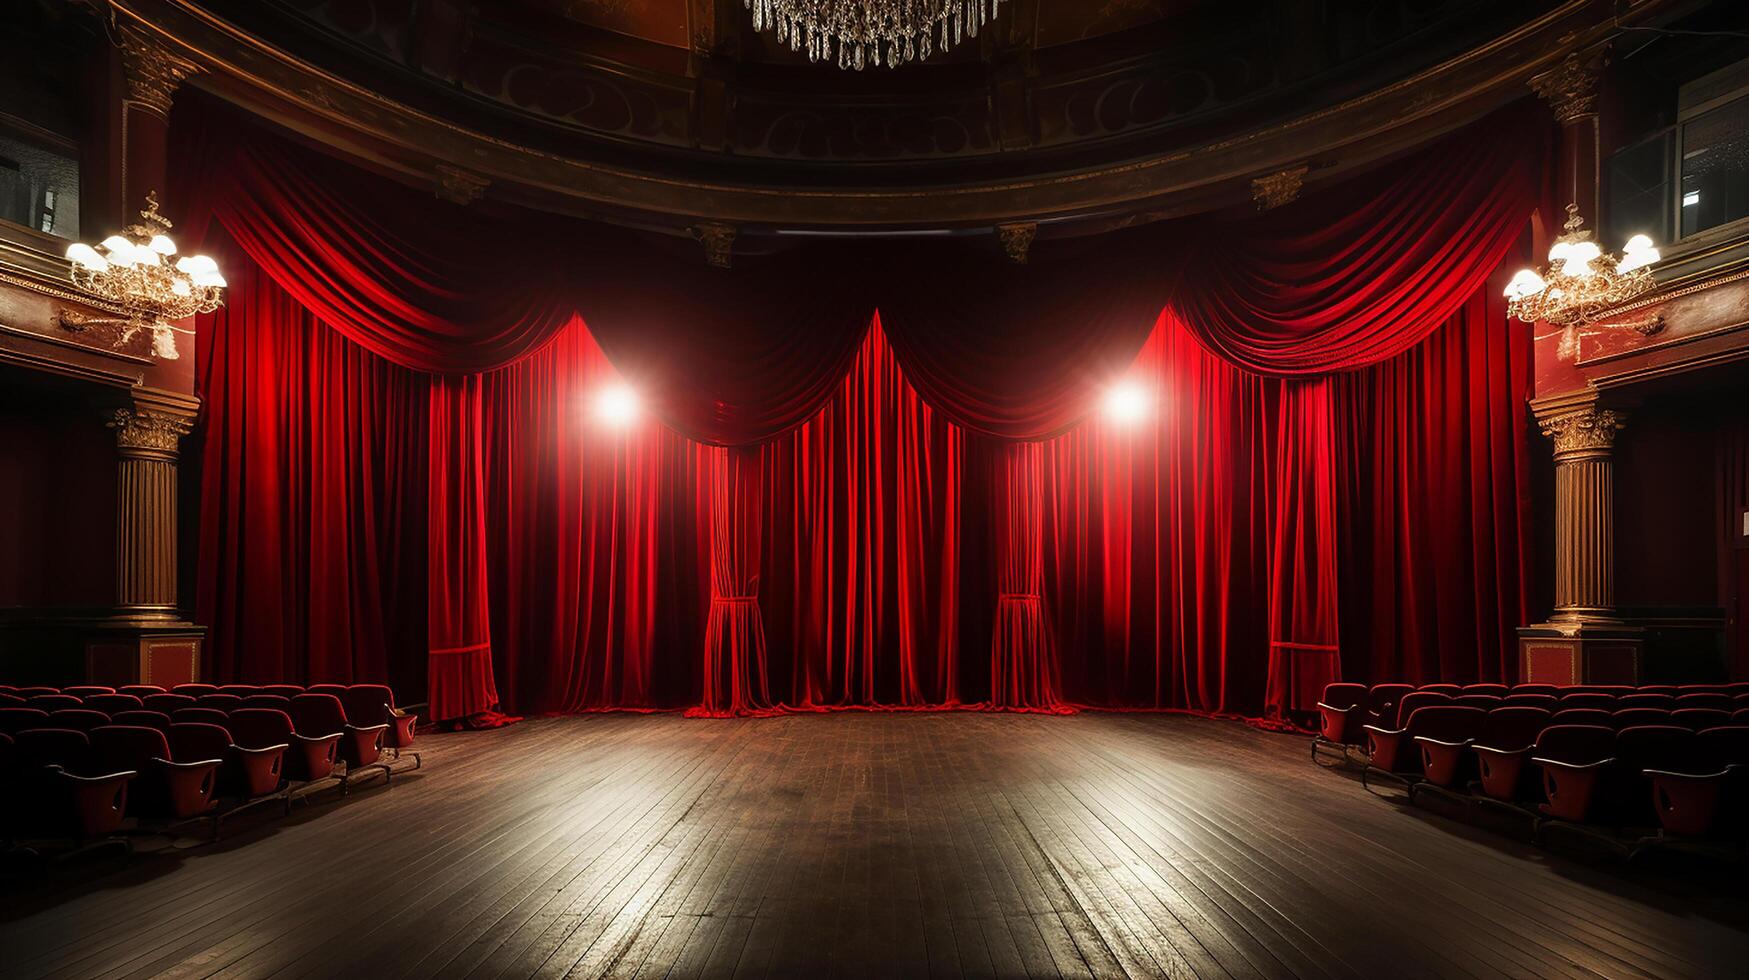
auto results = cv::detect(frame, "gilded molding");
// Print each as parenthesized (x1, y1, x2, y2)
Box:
(1530, 49, 1605, 125)
(1250, 165, 1308, 211)
(996, 223, 1037, 264)
(1540, 407, 1625, 459)
(108, 407, 194, 457)
(435, 165, 489, 205)
(120, 27, 201, 117)
(690, 222, 736, 269)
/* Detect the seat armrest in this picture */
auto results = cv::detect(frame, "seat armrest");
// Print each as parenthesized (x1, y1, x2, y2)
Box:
(1642, 766, 1733, 781)
(1473, 744, 1531, 758)
(51, 768, 135, 838)
(1361, 724, 1404, 738)
(1531, 755, 1615, 772)
(1412, 736, 1474, 750)
(347, 722, 391, 737)
(233, 742, 289, 759)
(151, 756, 221, 818)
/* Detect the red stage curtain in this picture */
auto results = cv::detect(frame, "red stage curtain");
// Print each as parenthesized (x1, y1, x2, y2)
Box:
(193, 241, 429, 692)
(695, 449, 775, 715)
(427, 375, 501, 720)
(1264, 379, 1342, 718)
(1170, 104, 1546, 376)
(990, 442, 1067, 710)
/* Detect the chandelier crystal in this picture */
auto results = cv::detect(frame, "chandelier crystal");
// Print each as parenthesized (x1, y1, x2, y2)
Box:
(1504, 204, 1659, 328)
(62, 193, 226, 360)
(745, 0, 1007, 70)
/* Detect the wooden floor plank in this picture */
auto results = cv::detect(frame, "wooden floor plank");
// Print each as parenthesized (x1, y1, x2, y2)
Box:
(5, 713, 1749, 979)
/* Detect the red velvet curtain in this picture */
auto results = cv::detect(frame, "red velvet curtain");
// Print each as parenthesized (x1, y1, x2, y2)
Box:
(183, 95, 1543, 720)
(193, 240, 428, 694)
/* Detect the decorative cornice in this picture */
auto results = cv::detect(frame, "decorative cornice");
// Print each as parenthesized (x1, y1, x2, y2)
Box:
(1540, 407, 1625, 459)
(107, 407, 194, 458)
(1530, 49, 1606, 125)
(996, 222, 1037, 264)
(1250, 165, 1308, 211)
(435, 165, 489, 205)
(119, 26, 201, 117)
(690, 222, 736, 269)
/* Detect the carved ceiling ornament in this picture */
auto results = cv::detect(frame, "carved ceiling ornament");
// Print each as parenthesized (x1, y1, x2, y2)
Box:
(1530, 49, 1607, 125)
(690, 222, 737, 269)
(996, 222, 1037, 264)
(119, 27, 202, 118)
(108, 407, 195, 457)
(435, 165, 490, 205)
(1250, 165, 1308, 211)
(1540, 407, 1625, 459)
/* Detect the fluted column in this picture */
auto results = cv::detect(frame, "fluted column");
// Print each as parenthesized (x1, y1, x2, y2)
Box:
(118, 26, 200, 222)
(107, 407, 193, 619)
(1542, 407, 1625, 623)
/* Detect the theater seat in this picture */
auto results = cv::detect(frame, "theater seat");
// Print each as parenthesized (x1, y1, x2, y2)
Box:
(263, 685, 305, 699)
(143, 693, 196, 714)
(1453, 695, 1504, 710)
(0, 707, 51, 735)
(288, 694, 388, 785)
(1363, 684, 1415, 728)
(1550, 708, 1614, 728)
(1361, 692, 1456, 778)
(1646, 726, 1749, 838)
(1417, 706, 1524, 789)
(84, 693, 144, 715)
(0, 692, 24, 705)
(1531, 725, 1617, 822)
(1314, 682, 1368, 760)
(1510, 684, 1558, 696)
(117, 685, 165, 697)
(12, 728, 134, 840)
(1672, 708, 1733, 732)
(1502, 694, 1558, 710)
(27, 695, 82, 712)
(240, 694, 292, 711)
(1610, 708, 1671, 730)
(1461, 684, 1510, 697)
(1558, 693, 1617, 711)
(46, 709, 111, 733)
(89, 725, 221, 821)
(172, 707, 232, 727)
(196, 694, 245, 713)
(218, 685, 262, 697)
(172, 684, 219, 697)
(168, 722, 286, 801)
(228, 708, 338, 783)
(1370, 705, 1486, 790)
(1419, 684, 1463, 697)
(1675, 693, 1735, 713)
(1617, 694, 1675, 710)
(110, 710, 172, 731)
(1474, 711, 1567, 803)
(1610, 726, 1695, 827)
(339, 684, 417, 762)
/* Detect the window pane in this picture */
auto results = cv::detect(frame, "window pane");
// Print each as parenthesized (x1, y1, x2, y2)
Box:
(0, 132, 78, 239)
(1606, 131, 1672, 246)
(1680, 94, 1749, 238)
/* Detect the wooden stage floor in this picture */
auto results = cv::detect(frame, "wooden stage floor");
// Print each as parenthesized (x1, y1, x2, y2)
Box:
(4, 713, 1747, 979)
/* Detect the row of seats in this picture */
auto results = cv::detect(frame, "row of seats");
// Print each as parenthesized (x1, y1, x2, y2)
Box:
(1313, 681, 1749, 846)
(0, 682, 419, 850)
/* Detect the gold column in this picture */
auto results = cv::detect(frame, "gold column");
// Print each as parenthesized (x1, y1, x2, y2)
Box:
(107, 405, 193, 620)
(117, 26, 200, 221)
(1543, 407, 1625, 622)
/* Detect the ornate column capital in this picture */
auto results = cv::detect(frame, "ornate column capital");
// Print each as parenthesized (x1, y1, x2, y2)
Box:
(119, 27, 202, 118)
(1530, 49, 1607, 125)
(108, 407, 194, 461)
(1540, 406, 1625, 462)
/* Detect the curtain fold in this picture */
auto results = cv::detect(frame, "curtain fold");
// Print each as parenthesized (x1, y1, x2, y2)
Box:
(693, 448, 775, 716)
(990, 442, 1067, 711)
(427, 375, 501, 720)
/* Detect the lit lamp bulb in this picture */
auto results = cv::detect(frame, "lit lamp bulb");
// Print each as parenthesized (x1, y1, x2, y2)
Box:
(1103, 381, 1150, 423)
(65, 242, 108, 271)
(1616, 234, 1660, 273)
(148, 234, 178, 256)
(1503, 269, 1544, 300)
(1557, 240, 1601, 278)
(595, 384, 640, 426)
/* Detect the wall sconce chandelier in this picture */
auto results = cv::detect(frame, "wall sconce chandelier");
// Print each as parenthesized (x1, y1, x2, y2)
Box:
(61, 193, 226, 360)
(744, 0, 1006, 70)
(1504, 204, 1660, 329)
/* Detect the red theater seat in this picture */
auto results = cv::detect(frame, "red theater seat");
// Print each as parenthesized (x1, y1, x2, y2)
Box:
(1314, 683, 1369, 757)
(1675, 693, 1734, 713)
(172, 707, 232, 727)
(228, 708, 338, 783)
(196, 694, 245, 713)
(1363, 684, 1415, 728)
(1453, 695, 1504, 710)
(117, 685, 166, 697)
(16, 687, 58, 697)
(12, 728, 133, 840)
(1531, 725, 1617, 822)
(263, 685, 305, 698)
(289, 694, 388, 779)
(1672, 708, 1733, 732)
(1461, 684, 1510, 697)
(172, 684, 219, 696)
(1472, 710, 1560, 802)
(0, 707, 51, 735)
(339, 685, 417, 759)
(63, 686, 115, 697)
(1502, 694, 1559, 710)
(1610, 708, 1671, 730)
(143, 693, 196, 714)
(1362, 692, 1457, 777)
(47, 709, 111, 733)
(1419, 684, 1462, 697)
(168, 722, 286, 801)
(1510, 684, 1558, 696)
(240, 695, 292, 711)
(218, 685, 262, 697)
(1610, 726, 1695, 827)
(84, 693, 144, 715)
(1550, 708, 1614, 728)
(89, 725, 220, 820)
(1617, 694, 1675, 709)
(110, 710, 172, 731)
(0, 692, 23, 706)
(1646, 726, 1749, 838)
(1558, 693, 1617, 711)
(27, 695, 82, 712)
(1416, 706, 1519, 789)
(1370, 706, 1486, 788)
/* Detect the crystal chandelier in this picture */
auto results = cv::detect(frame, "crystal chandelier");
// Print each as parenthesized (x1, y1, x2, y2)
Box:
(61, 193, 226, 360)
(745, 0, 1007, 70)
(1504, 204, 1659, 328)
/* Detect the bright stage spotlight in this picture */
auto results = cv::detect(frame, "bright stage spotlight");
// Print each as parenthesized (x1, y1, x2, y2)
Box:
(595, 384, 640, 426)
(1103, 381, 1150, 423)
